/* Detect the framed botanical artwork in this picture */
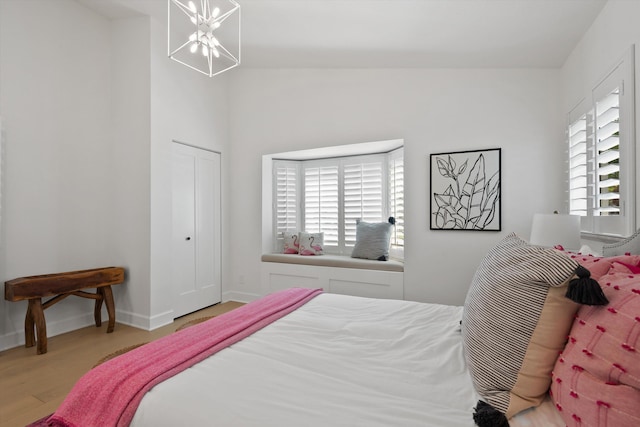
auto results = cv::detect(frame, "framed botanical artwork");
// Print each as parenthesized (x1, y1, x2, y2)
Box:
(430, 148, 501, 231)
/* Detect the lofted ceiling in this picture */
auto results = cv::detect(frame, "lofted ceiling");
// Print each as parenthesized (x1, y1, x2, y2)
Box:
(78, 0, 608, 68)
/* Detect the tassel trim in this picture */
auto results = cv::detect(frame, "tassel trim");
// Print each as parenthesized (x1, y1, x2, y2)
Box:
(473, 401, 509, 427)
(565, 265, 609, 306)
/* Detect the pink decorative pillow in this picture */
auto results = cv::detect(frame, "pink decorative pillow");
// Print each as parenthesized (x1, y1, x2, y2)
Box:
(611, 260, 640, 274)
(550, 269, 640, 426)
(567, 254, 612, 280)
(567, 253, 640, 280)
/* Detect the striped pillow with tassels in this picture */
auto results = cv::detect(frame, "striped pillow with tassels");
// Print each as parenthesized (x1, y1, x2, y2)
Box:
(461, 233, 607, 427)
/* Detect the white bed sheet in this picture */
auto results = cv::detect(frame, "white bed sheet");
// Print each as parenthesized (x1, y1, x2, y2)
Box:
(131, 293, 481, 426)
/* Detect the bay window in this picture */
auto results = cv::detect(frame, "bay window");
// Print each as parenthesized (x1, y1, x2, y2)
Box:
(273, 146, 404, 257)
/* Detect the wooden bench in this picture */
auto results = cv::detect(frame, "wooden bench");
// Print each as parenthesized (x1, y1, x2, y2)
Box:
(4, 267, 125, 354)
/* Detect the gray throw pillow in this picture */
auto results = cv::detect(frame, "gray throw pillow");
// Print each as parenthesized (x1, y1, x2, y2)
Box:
(350, 220, 393, 261)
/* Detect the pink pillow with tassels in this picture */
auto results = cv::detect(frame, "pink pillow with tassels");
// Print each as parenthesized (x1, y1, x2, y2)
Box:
(567, 253, 640, 280)
(567, 254, 612, 280)
(610, 260, 640, 274)
(550, 265, 640, 427)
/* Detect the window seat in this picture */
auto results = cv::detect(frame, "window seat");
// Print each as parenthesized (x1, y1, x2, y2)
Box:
(261, 254, 404, 300)
(261, 254, 404, 272)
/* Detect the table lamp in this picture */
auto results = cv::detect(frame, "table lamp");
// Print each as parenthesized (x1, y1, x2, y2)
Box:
(530, 213, 581, 251)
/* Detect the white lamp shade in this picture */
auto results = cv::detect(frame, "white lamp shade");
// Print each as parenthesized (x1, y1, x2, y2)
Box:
(530, 213, 581, 250)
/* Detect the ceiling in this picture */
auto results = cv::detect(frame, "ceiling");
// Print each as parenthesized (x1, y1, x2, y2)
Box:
(78, 0, 608, 68)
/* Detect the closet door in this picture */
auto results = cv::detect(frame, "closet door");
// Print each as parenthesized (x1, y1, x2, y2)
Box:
(172, 142, 221, 318)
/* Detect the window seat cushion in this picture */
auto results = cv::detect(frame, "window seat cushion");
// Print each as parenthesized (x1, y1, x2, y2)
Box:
(261, 253, 404, 272)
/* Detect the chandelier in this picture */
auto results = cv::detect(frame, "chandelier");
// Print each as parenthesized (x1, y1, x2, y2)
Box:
(168, 0, 241, 77)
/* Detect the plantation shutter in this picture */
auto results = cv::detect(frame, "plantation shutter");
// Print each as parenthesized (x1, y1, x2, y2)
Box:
(389, 149, 404, 248)
(274, 161, 299, 236)
(343, 160, 384, 246)
(304, 164, 339, 245)
(593, 88, 621, 216)
(568, 112, 588, 216)
(565, 47, 635, 237)
(271, 142, 404, 255)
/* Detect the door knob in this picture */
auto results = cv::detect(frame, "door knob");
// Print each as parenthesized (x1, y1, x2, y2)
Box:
(185, 237, 191, 241)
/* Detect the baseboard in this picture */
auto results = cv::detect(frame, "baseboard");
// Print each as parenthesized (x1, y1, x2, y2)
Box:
(149, 310, 175, 330)
(0, 308, 176, 352)
(222, 290, 260, 304)
(0, 312, 95, 352)
(114, 308, 174, 331)
(1, 295, 252, 352)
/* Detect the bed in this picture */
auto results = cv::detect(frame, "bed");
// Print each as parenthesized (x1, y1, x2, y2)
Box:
(37, 230, 640, 427)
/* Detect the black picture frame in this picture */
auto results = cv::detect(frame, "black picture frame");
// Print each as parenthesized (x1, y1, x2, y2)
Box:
(429, 148, 501, 231)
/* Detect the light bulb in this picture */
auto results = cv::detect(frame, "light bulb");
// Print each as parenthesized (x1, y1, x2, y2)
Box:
(190, 16, 197, 25)
(202, 45, 209, 56)
(211, 36, 219, 46)
(213, 21, 220, 29)
(188, 1, 196, 13)
(190, 42, 198, 53)
(189, 32, 197, 42)
(212, 7, 220, 18)
(212, 47, 220, 58)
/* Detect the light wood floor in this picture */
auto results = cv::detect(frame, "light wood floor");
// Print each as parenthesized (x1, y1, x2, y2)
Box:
(0, 301, 244, 427)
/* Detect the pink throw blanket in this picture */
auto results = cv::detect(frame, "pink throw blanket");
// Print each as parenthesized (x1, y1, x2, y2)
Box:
(40, 287, 323, 427)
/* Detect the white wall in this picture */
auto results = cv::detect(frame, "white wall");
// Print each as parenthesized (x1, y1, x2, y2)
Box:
(561, 0, 640, 246)
(228, 68, 563, 305)
(148, 10, 230, 327)
(93, 0, 231, 328)
(0, 0, 116, 348)
(0, 0, 230, 350)
(110, 15, 152, 327)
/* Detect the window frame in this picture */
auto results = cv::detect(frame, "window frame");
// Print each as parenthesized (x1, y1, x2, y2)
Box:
(271, 147, 404, 257)
(566, 47, 636, 237)
(388, 147, 404, 258)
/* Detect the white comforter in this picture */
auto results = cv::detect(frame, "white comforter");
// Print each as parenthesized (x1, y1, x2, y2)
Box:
(131, 293, 479, 426)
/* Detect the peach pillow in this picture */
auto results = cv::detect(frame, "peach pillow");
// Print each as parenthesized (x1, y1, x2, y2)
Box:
(550, 266, 640, 426)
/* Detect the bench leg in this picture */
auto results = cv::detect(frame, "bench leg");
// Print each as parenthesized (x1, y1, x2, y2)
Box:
(25, 301, 36, 348)
(101, 285, 116, 333)
(27, 299, 48, 354)
(94, 290, 104, 327)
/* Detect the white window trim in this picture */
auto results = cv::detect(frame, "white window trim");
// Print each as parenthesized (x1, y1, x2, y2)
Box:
(566, 46, 636, 238)
(388, 147, 404, 259)
(264, 140, 404, 258)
